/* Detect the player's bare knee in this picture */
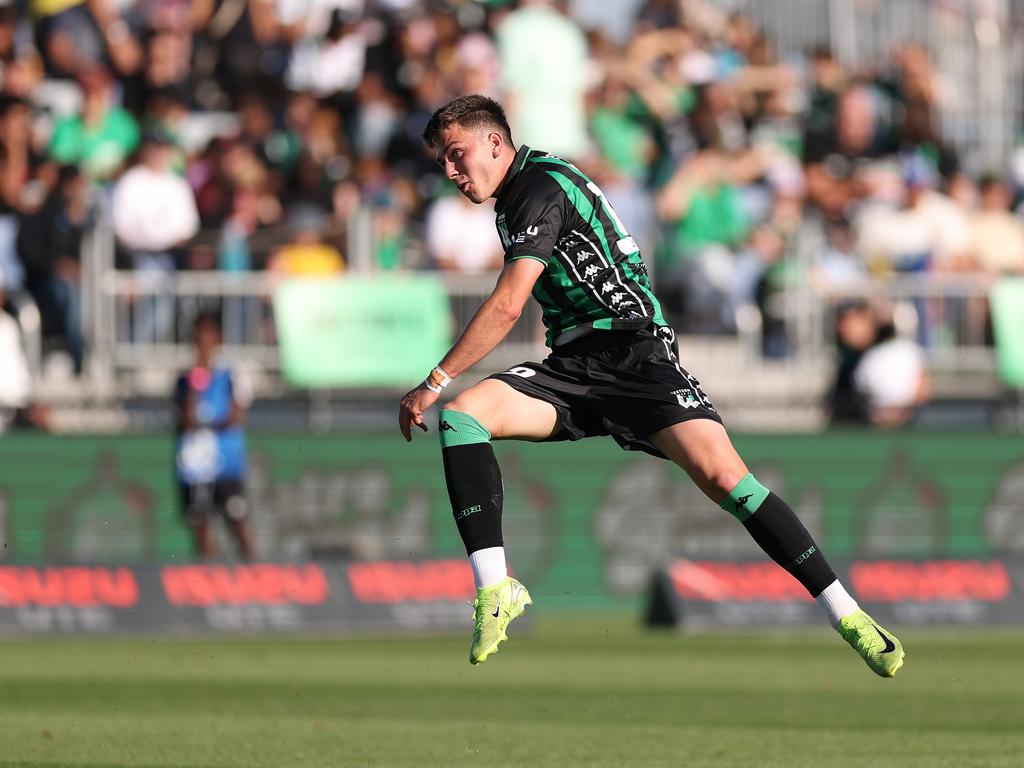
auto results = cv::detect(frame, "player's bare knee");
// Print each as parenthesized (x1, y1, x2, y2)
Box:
(705, 465, 749, 503)
(701, 445, 749, 501)
(445, 392, 501, 435)
(444, 395, 486, 423)
(712, 473, 745, 501)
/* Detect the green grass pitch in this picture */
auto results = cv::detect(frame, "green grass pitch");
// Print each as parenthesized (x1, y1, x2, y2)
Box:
(1, 617, 1022, 768)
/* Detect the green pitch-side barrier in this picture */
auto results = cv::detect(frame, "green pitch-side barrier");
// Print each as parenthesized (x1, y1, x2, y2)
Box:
(1, 432, 1022, 611)
(273, 275, 451, 387)
(991, 277, 1024, 388)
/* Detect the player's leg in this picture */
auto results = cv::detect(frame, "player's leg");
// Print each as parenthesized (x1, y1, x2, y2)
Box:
(218, 481, 255, 562)
(182, 483, 215, 559)
(649, 419, 904, 678)
(441, 378, 557, 663)
(443, 377, 562, 585)
(226, 519, 255, 561)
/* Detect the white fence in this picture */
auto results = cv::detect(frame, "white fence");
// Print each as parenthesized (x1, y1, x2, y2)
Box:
(77, 218, 1003, 416)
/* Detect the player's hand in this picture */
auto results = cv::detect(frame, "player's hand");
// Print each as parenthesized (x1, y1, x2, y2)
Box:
(399, 384, 439, 442)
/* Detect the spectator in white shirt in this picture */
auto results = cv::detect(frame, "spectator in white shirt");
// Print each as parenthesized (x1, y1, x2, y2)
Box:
(0, 267, 50, 432)
(425, 192, 504, 273)
(111, 129, 199, 341)
(853, 305, 931, 428)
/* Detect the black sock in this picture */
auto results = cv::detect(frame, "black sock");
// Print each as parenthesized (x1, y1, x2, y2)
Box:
(721, 474, 835, 597)
(442, 442, 504, 554)
(741, 493, 836, 597)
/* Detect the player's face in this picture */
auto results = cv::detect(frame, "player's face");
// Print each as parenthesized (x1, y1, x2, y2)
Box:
(436, 123, 504, 203)
(195, 323, 221, 360)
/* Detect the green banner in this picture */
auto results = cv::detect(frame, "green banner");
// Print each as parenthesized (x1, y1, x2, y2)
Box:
(1, 432, 1023, 611)
(273, 275, 451, 387)
(991, 278, 1024, 388)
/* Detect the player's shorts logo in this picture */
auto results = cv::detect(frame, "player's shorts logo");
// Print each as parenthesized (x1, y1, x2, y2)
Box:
(671, 388, 700, 408)
(439, 420, 457, 432)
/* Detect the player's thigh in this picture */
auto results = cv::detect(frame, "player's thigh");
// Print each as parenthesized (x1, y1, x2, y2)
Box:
(445, 378, 561, 440)
(648, 418, 748, 503)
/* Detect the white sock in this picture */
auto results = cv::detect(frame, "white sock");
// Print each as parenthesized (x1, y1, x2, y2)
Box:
(469, 546, 507, 589)
(815, 580, 860, 628)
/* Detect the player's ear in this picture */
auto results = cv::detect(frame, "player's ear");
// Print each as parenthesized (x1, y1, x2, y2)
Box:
(489, 130, 503, 157)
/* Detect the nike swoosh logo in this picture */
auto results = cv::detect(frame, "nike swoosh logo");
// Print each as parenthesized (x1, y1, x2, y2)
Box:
(873, 625, 896, 654)
(491, 605, 501, 618)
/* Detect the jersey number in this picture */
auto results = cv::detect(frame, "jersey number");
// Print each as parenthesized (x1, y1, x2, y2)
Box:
(586, 181, 629, 237)
(504, 366, 537, 378)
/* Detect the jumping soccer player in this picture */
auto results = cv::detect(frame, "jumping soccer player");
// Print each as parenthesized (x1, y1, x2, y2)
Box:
(398, 95, 904, 677)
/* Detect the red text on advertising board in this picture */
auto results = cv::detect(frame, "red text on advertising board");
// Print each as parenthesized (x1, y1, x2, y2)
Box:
(850, 560, 1011, 602)
(161, 564, 329, 606)
(0, 567, 139, 607)
(348, 560, 475, 603)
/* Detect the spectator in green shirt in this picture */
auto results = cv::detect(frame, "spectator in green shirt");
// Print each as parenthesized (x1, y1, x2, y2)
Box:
(655, 147, 766, 332)
(48, 67, 139, 182)
(589, 74, 657, 184)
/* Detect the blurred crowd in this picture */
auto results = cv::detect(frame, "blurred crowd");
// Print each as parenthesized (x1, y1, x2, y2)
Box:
(2, 0, 1024, 425)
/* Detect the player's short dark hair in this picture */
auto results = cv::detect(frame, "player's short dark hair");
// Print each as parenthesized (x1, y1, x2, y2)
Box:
(422, 95, 513, 149)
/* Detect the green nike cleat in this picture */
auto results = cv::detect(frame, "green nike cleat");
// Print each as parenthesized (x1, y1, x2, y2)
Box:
(838, 609, 905, 678)
(469, 577, 532, 665)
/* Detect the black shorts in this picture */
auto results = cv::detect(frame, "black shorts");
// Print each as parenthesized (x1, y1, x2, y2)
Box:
(179, 480, 248, 524)
(488, 325, 722, 459)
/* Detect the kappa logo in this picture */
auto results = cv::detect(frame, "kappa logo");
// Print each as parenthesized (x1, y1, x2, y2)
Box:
(439, 420, 457, 432)
(601, 281, 615, 294)
(734, 494, 753, 512)
(583, 264, 600, 280)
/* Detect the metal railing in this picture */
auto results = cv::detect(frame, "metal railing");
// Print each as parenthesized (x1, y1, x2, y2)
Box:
(93, 270, 548, 370)
(813, 273, 1001, 403)
(17, 185, 977, 418)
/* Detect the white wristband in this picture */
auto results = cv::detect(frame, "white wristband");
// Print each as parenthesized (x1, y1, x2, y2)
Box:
(424, 365, 453, 394)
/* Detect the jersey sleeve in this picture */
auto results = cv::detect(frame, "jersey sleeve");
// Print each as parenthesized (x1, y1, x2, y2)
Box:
(501, 177, 566, 265)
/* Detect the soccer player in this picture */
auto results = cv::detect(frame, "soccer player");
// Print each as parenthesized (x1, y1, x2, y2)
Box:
(398, 95, 904, 677)
(174, 312, 255, 560)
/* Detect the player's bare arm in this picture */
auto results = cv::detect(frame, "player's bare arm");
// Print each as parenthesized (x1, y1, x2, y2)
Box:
(398, 257, 544, 441)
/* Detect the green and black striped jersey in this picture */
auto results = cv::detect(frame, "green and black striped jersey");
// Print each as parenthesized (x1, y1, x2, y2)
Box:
(494, 145, 666, 347)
